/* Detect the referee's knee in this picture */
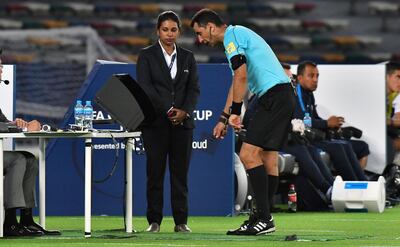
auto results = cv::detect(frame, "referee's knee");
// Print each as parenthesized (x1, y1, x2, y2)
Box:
(239, 149, 261, 167)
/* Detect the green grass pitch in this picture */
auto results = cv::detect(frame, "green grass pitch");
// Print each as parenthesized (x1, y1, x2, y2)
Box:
(1, 206, 399, 246)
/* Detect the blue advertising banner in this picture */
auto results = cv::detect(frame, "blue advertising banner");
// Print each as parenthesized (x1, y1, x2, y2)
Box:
(44, 61, 235, 216)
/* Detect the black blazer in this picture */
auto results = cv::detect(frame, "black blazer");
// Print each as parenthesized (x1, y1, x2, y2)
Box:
(136, 42, 200, 129)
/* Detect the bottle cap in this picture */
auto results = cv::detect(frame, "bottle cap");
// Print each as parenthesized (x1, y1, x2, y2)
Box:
(86, 100, 91, 106)
(77, 100, 82, 104)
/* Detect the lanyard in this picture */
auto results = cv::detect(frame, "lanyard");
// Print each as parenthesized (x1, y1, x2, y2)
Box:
(296, 84, 307, 113)
(168, 54, 176, 71)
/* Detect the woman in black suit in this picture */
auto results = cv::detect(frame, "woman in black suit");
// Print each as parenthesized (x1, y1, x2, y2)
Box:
(136, 11, 200, 233)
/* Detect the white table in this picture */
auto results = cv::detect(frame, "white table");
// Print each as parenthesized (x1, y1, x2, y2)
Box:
(0, 131, 141, 238)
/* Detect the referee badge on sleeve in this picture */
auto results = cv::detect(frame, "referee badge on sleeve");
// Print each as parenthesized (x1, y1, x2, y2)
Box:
(225, 42, 236, 54)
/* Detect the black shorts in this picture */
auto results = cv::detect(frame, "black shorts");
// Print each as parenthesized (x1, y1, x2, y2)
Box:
(244, 83, 296, 151)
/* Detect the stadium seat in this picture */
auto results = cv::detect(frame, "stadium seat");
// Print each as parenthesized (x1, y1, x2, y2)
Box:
(8, 53, 37, 63)
(0, 18, 23, 29)
(277, 54, 300, 63)
(322, 19, 349, 30)
(5, 3, 30, 15)
(280, 35, 311, 49)
(22, 20, 43, 29)
(158, 3, 183, 12)
(177, 36, 195, 47)
(139, 4, 160, 14)
(302, 20, 326, 32)
(104, 37, 127, 46)
(368, 1, 399, 31)
(321, 53, 346, 63)
(311, 35, 333, 47)
(137, 19, 156, 30)
(345, 53, 374, 64)
(182, 4, 204, 13)
(94, 3, 115, 16)
(247, 18, 302, 31)
(123, 36, 151, 47)
(368, 1, 399, 15)
(107, 20, 138, 31)
(367, 52, 392, 62)
(27, 37, 60, 46)
(24, 2, 50, 16)
(65, 3, 94, 16)
(227, 2, 248, 14)
(42, 20, 69, 29)
(49, 3, 75, 15)
(126, 54, 139, 62)
(115, 4, 140, 15)
(294, 2, 316, 13)
(300, 54, 325, 64)
(332, 36, 359, 48)
(205, 3, 227, 12)
(90, 21, 114, 31)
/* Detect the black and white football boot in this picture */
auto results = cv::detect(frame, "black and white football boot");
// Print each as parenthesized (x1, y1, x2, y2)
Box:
(240, 217, 276, 236)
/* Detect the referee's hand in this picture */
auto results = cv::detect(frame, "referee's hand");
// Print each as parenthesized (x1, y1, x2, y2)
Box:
(229, 114, 243, 131)
(213, 122, 227, 139)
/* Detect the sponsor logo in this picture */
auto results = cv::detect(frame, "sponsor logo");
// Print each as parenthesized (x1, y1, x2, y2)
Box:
(193, 110, 213, 121)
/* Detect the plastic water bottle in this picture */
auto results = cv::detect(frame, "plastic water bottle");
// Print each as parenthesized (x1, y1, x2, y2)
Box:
(83, 100, 94, 129)
(303, 112, 312, 129)
(288, 184, 297, 213)
(74, 100, 84, 127)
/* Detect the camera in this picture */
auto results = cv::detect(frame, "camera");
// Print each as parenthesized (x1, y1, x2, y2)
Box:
(304, 128, 326, 142)
(327, 126, 362, 140)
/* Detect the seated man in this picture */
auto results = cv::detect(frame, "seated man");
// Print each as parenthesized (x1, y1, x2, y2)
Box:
(294, 60, 368, 181)
(1, 53, 60, 237)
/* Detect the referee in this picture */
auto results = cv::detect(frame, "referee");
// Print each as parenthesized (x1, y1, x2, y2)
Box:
(191, 9, 296, 236)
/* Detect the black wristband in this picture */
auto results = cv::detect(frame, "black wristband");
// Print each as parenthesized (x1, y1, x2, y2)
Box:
(218, 116, 228, 125)
(221, 111, 230, 119)
(230, 101, 243, 115)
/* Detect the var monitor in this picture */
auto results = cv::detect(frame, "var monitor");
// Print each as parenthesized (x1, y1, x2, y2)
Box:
(94, 74, 155, 131)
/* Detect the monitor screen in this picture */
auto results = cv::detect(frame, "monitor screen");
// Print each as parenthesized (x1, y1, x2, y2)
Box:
(94, 74, 155, 131)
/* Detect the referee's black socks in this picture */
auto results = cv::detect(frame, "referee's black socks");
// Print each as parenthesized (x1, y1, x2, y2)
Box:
(268, 175, 279, 208)
(247, 165, 270, 220)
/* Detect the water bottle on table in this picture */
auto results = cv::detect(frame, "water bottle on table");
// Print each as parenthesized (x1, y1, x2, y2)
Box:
(74, 100, 84, 127)
(83, 100, 94, 130)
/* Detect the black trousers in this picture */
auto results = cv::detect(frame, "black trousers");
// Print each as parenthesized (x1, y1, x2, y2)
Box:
(142, 120, 193, 226)
(282, 144, 333, 193)
(314, 140, 367, 181)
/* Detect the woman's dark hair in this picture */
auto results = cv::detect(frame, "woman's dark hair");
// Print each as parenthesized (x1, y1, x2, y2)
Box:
(157, 11, 181, 30)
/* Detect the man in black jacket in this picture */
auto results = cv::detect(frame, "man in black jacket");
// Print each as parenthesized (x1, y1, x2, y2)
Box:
(293, 60, 368, 181)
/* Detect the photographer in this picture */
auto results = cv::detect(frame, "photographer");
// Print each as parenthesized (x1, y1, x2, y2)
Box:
(386, 62, 400, 164)
(294, 61, 368, 181)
